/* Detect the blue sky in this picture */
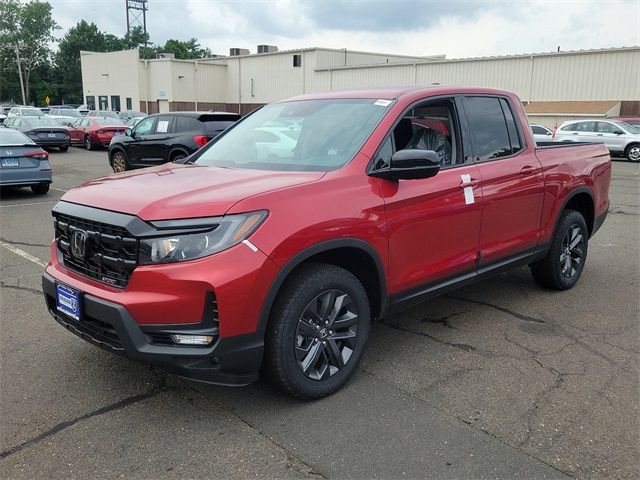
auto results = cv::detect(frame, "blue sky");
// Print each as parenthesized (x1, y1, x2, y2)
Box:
(49, 0, 640, 58)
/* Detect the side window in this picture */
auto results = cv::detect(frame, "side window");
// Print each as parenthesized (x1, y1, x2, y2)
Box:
(561, 124, 576, 132)
(464, 96, 512, 161)
(576, 121, 596, 132)
(596, 122, 616, 134)
(134, 116, 155, 135)
(373, 136, 393, 170)
(499, 98, 522, 153)
(155, 115, 173, 134)
(175, 116, 202, 133)
(391, 98, 459, 166)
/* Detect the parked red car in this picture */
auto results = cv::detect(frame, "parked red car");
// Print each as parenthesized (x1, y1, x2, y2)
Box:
(43, 86, 611, 398)
(68, 116, 128, 150)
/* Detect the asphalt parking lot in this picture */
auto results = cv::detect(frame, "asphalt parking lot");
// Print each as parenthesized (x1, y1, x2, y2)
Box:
(0, 147, 638, 479)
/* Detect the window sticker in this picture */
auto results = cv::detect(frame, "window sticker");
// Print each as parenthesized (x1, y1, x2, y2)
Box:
(460, 174, 475, 205)
(374, 99, 392, 107)
(157, 120, 170, 133)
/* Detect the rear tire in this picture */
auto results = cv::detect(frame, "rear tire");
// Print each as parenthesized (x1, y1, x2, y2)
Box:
(31, 183, 49, 195)
(84, 135, 93, 151)
(111, 151, 128, 173)
(264, 263, 371, 399)
(59, 145, 69, 152)
(530, 209, 588, 290)
(625, 143, 640, 162)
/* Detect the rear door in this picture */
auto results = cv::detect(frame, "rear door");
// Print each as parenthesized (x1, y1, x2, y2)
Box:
(573, 121, 598, 143)
(463, 95, 543, 266)
(145, 114, 175, 162)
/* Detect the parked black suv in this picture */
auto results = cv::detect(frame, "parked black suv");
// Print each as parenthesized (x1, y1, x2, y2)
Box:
(108, 111, 240, 173)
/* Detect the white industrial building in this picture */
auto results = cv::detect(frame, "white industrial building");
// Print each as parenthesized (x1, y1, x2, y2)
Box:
(80, 45, 640, 127)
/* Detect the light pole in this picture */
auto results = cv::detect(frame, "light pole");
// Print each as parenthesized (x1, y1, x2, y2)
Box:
(14, 43, 26, 105)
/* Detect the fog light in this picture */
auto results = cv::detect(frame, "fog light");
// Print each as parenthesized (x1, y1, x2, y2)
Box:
(170, 334, 214, 345)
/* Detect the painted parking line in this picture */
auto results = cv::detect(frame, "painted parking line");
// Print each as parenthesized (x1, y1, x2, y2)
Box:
(50, 187, 68, 193)
(0, 201, 56, 208)
(0, 240, 47, 268)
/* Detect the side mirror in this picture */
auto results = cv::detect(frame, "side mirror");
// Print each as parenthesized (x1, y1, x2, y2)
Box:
(370, 149, 440, 180)
(613, 130, 624, 135)
(125, 129, 132, 137)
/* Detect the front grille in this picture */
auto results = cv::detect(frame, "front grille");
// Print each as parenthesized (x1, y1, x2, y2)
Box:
(54, 213, 138, 288)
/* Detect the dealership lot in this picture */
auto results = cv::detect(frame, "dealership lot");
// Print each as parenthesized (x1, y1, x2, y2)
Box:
(0, 148, 638, 479)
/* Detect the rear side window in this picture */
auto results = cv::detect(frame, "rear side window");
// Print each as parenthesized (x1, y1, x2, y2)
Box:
(202, 120, 236, 136)
(499, 98, 522, 153)
(575, 122, 596, 132)
(175, 116, 203, 134)
(464, 96, 514, 161)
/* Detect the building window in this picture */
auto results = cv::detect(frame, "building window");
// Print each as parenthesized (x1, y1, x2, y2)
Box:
(86, 96, 95, 110)
(293, 54, 302, 67)
(111, 95, 121, 112)
(98, 96, 108, 110)
(126, 97, 132, 110)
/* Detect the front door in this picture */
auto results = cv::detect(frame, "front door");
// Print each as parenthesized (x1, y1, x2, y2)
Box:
(595, 121, 627, 153)
(463, 95, 543, 266)
(377, 97, 483, 298)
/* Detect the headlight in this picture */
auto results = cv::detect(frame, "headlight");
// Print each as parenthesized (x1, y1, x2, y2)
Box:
(139, 211, 267, 265)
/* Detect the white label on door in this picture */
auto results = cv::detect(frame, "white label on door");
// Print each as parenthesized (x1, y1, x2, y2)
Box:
(464, 186, 475, 205)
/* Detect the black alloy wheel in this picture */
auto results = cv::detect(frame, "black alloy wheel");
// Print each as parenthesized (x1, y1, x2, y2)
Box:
(265, 263, 371, 399)
(560, 224, 584, 278)
(295, 289, 359, 381)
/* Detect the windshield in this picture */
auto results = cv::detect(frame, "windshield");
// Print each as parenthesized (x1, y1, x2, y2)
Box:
(60, 109, 81, 117)
(615, 121, 640, 134)
(194, 99, 391, 171)
(95, 118, 125, 126)
(22, 108, 44, 116)
(27, 117, 61, 126)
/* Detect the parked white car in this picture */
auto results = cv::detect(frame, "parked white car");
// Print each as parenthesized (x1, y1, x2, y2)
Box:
(530, 124, 554, 144)
(554, 119, 640, 162)
(47, 107, 83, 126)
(7, 106, 45, 118)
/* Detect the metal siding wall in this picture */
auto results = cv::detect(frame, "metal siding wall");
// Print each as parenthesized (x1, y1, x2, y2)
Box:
(81, 49, 140, 110)
(530, 51, 640, 101)
(238, 53, 305, 103)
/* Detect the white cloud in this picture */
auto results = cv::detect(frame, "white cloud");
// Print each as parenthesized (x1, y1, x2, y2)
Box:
(48, 0, 639, 58)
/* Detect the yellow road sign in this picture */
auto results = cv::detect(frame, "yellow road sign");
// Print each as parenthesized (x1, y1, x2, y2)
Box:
(45, 96, 50, 105)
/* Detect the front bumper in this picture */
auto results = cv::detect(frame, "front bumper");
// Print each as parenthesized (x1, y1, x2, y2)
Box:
(42, 272, 263, 386)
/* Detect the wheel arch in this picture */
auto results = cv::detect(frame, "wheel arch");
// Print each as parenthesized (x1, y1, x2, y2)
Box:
(169, 147, 190, 162)
(257, 239, 388, 335)
(557, 187, 595, 237)
(108, 146, 126, 165)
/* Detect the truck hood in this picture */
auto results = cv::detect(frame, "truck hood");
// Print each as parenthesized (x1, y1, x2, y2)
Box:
(61, 164, 325, 220)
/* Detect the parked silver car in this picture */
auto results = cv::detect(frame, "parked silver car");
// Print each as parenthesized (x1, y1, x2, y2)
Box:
(7, 106, 45, 118)
(0, 129, 52, 194)
(530, 124, 554, 144)
(554, 119, 640, 162)
(47, 107, 83, 126)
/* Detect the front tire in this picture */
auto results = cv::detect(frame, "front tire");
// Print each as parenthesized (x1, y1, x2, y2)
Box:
(625, 143, 640, 162)
(111, 151, 128, 173)
(531, 209, 588, 290)
(59, 145, 69, 152)
(265, 263, 371, 399)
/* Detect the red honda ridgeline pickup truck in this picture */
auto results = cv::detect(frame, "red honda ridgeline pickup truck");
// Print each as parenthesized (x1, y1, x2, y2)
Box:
(43, 87, 611, 398)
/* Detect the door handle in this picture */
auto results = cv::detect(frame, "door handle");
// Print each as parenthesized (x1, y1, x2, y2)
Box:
(459, 178, 478, 188)
(596, 134, 603, 136)
(520, 165, 537, 176)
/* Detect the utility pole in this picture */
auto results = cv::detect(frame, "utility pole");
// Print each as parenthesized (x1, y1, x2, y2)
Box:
(14, 44, 26, 105)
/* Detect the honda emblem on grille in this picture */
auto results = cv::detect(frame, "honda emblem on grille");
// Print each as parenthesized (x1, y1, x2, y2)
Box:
(71, 230, 86, 259)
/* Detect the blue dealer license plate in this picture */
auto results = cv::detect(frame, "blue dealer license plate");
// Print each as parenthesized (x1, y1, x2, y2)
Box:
(1, 158, 19, 167)
(56, 283, 81, 320)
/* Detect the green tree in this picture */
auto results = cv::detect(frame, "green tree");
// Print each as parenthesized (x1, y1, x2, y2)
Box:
(156, 38, 212, 60)
(0, 0, 58, 103)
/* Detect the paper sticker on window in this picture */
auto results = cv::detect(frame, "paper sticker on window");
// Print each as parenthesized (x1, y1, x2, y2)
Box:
(374, 99, 392, 107)
(157, 120, 170, 133)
